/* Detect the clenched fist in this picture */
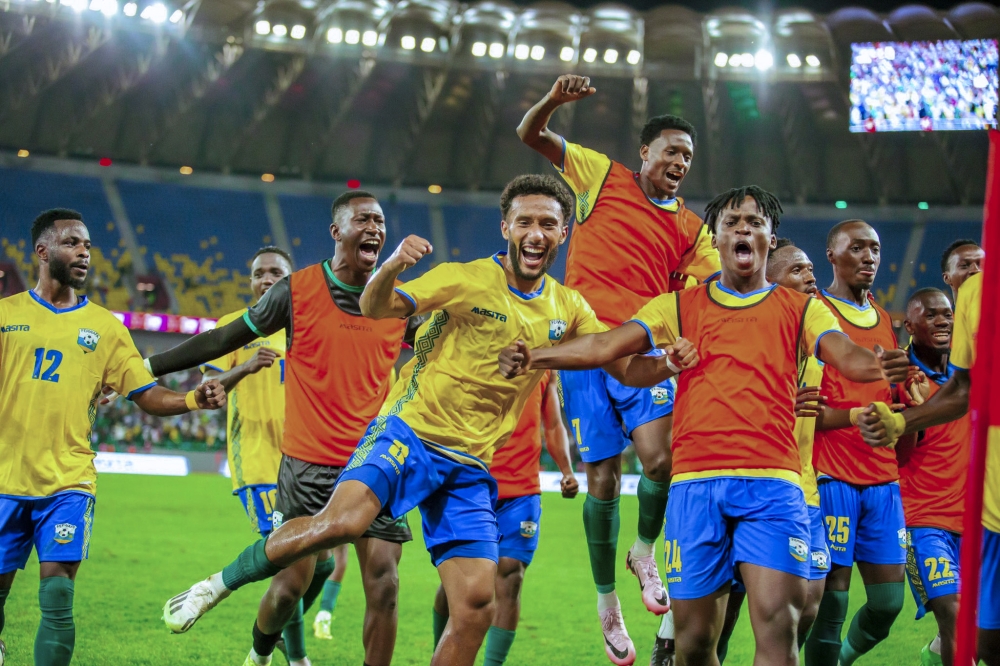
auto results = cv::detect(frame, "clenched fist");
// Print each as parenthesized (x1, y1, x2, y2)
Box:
(547, 75, 597, 105)
(385, 235, 433, 273)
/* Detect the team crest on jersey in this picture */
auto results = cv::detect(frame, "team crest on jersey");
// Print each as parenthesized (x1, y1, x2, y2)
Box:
(272, 511, 284, 529)
(811, 549, 830, 571)
(77, 328, 100, 353)
(650, 386, 671, 405)
(519, 521, 538, 538)
(898, 528, 907, 548)
(789, 537, 809, 562)
(548, 319, 567, 341)
(54, 523, 77, 544)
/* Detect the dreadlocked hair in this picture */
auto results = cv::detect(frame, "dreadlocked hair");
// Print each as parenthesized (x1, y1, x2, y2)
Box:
(704, 185, 783, 233)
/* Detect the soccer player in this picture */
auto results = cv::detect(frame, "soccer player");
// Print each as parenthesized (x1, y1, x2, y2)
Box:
(160, 174, 606, 666)
(156, 192, 417, 666)
(804, 220, 907, 666)
(518, 74, 720, 661)
(0, 209, 226, 666)
(431, 372, 579, 665)
(895, 288, 971, 666)
(711, 239, 831, 663)
(859, 268, 1000, 665)
(940, 238, 983, 301)
(497, 186, 909, 666)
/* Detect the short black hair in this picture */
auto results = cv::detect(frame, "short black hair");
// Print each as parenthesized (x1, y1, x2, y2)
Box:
(331, 190, 378, 223)
(31, 208, 84, 246)
(940, 238, 980, 273)
(826, 219, 869, 250)
(704, 186, 782, 233)
(640, 115, 697, 148)
(251, 245, 293, 269)
(768, 237, 795, 260)
(500, 174, 573, 224)
(906, 286, 949, 311)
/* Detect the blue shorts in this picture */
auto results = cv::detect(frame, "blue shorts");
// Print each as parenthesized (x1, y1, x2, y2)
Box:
(664, 477, 810, 600)
(0, 492, 95, 573)
(905, 527, 961, 620)
(981, 528, 1000, 630)
(236, 484, 278, 537)
(808, 505, 832, 580)
(340, 415, 499, 567)
(818, 478, 907, 567)
(496, 494, 542, 565)
(558, 367, 674, 464)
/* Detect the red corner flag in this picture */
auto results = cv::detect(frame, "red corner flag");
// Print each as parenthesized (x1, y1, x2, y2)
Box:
(955, 128, 1000, 664)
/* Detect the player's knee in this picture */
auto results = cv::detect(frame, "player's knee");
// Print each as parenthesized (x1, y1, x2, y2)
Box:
(931, 597, 959, 637)
(266, 577, 308, 612)
(496, 565, 525, 604)
(451, 588, 495, 633)
(640, 451, 671, 481)
(676, 628, 718, 665)
(363, 563, 400, 613)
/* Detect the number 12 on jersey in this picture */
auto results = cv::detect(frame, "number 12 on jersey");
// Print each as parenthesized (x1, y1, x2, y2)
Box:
(31, 348, 63, 382)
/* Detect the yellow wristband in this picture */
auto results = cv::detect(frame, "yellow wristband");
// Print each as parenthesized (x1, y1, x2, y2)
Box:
(849, 407, 864, 426)
(184, 390, 199, 411)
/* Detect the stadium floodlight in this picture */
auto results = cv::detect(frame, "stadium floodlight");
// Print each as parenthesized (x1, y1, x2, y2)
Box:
(835, 200, 847, 209)
(805, 54, 820, 67)
(89, 0, 101, 11)
(560, 46, 574, 62)
(327, 27, 343, 43)
(400, 35, 415, 49)
(420, 37, 435, 52)
(345, 29, 360, 44)
(17, 149, 29, 157)
(489, 42, 504, 59)
(179, 166, 193, 175)
(786, 53, 801, 68)
(754, 50, 773, 70)
(69, 0, 88, 12)
(290, 24, 306, 39)
(530, 45, 544, 61)
(428, 184, 442, 194)
(739, 52, 754, 67)
(728, 53, 740, 67)
(514, 43, 529, 60)
(123, 1, 135, 15)
(255, 20, 271, 35)
(471, 41, 487, 57)
(363, 30, 378, 46)
(272, 24, 288, 37)
(918, 201, 929, 210)
(714, 52, 728, 67)
(626, 50, 640, 65)
(583, 48, 596, 63)
(603, 49, 618, 64)
(169, 8, 182, 22)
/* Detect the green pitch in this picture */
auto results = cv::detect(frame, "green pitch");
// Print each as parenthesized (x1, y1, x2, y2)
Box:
(5, 474, 931, 665)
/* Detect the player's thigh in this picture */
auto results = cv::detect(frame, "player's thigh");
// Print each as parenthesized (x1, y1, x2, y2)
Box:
(740, 563, 807, 629)
(855, 482, 907, 568)
(0, 497, 35, 576)
(494, 557, 527, 604)
(38, 560, 81, 581)
(31, 493, 95, 572)
(905, 527, 961, 620)
(495, 495, 541, 568)
(558, 368, 630, 465)
(671, 586, 730, 648)
(663, 480, 731, 601)
(818, 478, 861, 568)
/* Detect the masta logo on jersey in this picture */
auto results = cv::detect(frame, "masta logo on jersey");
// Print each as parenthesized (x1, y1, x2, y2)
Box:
(77, 328, 101, 353)
(54, 523, 77, 544)
(520, 521, 538, 538)
(789, 537, 809, 562)
(0, 324, 29, 333)
(471, 307, 507, 322)
(650, 386, 671, 405)
(548, 319, 567, 340)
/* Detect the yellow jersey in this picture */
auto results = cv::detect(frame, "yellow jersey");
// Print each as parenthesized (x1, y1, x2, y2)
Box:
(796, 356, 824, 507)
(388, 253, 604, 465)
(202, 308, 286, 492)
(949, 272, 1000, 532)
(0, 291, 156, 498)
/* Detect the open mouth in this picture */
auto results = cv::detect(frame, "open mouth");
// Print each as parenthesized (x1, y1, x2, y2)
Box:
(520, 245, 547, 270)
(804, 284, 818, 295)
(664, 170, 683, 186)
(71, 263, 89, 275)
(358, 238, 380, 263)
(733, 240, 752, 264)
(932, 330, 951, 342)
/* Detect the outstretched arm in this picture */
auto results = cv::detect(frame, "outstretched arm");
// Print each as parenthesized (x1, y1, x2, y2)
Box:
(132, 379, 227, 416)
(516, 75, 596, 165)
(499, 322, 652, 378)
(540, 378, 578, 499)
(149, 318, 259, 377)
(857, 370, 971, 447)
(818, 334, 909, 384)
(612, 338, 698, 387)
(360, 235, 433, 320)
(204, 348, 280, 393)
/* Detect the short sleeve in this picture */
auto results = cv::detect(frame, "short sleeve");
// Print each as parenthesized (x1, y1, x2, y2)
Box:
(245, 277, 291, 337)
(950, 273, 982, 370)
(394, 262, 472, 316)
(629, 293, 680, 350)
(803, 299, 845, 359)
(675, 223, 722, 283)
(552, 140, 612, 223)
(104, 324, 158, 400)
(564, 292, 608, 340)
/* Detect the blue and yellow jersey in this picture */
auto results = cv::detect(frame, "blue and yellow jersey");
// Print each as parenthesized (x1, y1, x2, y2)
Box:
(0, 291, 156, 498)
(949, 272, 1000, 533)
(796, 356, 824, 507)
(202, 308, 286, 492)
(388, 253, 604, 466)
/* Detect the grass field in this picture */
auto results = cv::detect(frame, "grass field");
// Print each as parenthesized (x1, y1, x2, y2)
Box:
(5, 474, 932, 665)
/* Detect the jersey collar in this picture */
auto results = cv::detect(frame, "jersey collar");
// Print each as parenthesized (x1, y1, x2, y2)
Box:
(493, 252, 546, 300)
(29, 289, 88, 314)
(907, 344, 952, 385)
(821, 289, 871, 311)
(323, 259, 365, 293)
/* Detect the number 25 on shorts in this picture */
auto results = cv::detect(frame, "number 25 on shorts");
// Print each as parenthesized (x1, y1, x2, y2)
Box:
(825, 516, 850, 544)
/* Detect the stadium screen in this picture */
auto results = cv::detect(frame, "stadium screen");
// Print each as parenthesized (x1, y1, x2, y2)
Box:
(849, 39, 998, 132)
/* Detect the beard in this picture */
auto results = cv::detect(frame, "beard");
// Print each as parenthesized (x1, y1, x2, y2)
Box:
(50, 254, 87, 290)
(508, 238, 558, 283)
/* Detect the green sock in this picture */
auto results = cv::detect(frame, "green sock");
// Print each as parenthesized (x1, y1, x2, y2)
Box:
(483, 626, 516, 666)
(221, 538, 282, 591)
(34, 577, 75, 666)
(583, 494, 620, 593)
(804, 590, 850, 666)
(282, 600, 307, 662)
(636, 474, 670, 545)
(839, 582, 904, 665)
(302, 557, 336, 614)
(432, 608, 447, 648)
(320, 580, 342, 613)
(0, 586, 9, 634)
